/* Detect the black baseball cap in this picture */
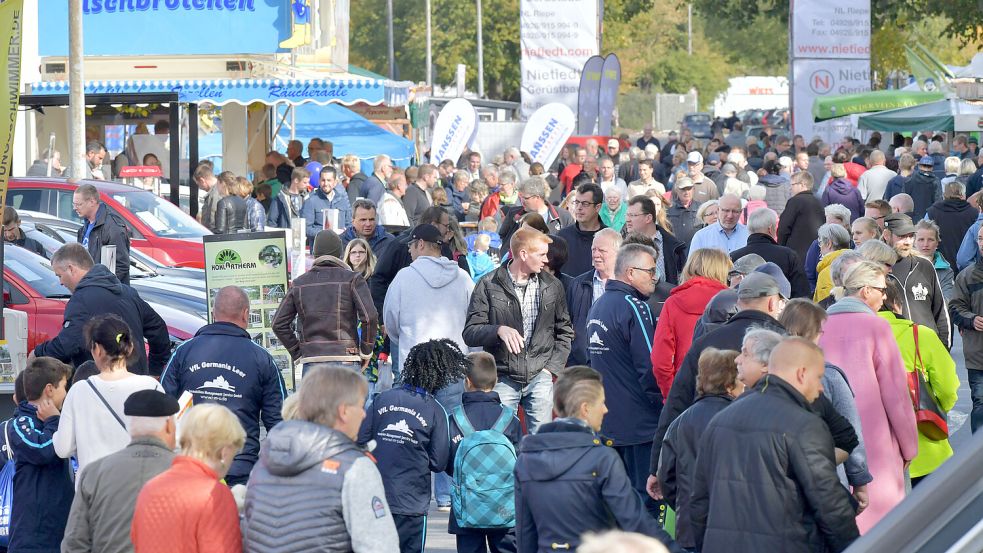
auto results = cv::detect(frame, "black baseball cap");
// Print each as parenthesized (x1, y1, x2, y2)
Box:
(410, 224, 445, 246)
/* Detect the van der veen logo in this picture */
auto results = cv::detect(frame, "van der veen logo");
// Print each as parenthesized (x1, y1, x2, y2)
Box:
(211, 249, 257, 270)
(84, 0, 255, 15)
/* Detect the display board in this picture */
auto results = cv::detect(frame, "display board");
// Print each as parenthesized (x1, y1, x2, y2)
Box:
(203, 231, 293, 390)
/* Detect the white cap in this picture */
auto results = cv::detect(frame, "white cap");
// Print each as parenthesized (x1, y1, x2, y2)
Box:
(686, 151, 703, 164)
(607, 138, 620, 148)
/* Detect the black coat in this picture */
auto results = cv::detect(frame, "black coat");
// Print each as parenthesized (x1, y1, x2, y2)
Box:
(497, 205, 573, 249)
(515, 420, 684, 553)
(657, 394, 733, 548)
(463, 263, 574, 384)
(401, 182, 432, 226)
(651, 310, 785, 469)
(33, 264, 170, 375)
(213, 195, 248, 235)
(666, 201, 700, 246)
(903, 170, 942, 221)
(77, 204, 130, 284)
(9, 231, 47, 258)
(659, 225, 687, 286)
(646, 279, 674, 323)
(565, 269, 595, 366)
(926, 198, 978, 269)
(729, 233, 811, 298)
(346, 171, 368, 206)
(691, 376, 860, 553)
(556, 221, 607, 278)
(778, 190, 825, 264)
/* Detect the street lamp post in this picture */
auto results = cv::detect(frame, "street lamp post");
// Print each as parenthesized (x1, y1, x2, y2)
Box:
(476, 0, 484, 98)
(426, 0, 432, 88)
(68, 0, 86, 179)
(386, 0, 395, 80)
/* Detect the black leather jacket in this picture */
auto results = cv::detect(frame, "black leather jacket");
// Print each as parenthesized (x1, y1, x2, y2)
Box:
(214, 195, 248, 235)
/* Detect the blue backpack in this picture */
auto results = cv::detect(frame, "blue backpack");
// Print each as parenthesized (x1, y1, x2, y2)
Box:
(450, 405, 517, 529)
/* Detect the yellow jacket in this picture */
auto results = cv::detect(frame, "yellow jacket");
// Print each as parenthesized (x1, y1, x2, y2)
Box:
(813, 248, 850, 302)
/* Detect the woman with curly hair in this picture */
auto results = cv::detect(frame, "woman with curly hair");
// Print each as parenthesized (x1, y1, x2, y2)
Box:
(357, 339, 469, 553)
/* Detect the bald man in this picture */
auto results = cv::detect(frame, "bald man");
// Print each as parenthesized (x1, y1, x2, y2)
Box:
(161, 285, 286, 486)
(691, 338, 859, 553)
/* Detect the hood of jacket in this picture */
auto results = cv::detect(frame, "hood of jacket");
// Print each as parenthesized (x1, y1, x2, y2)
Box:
(75, 263, 123, 296)
(312, 255, 350, 270)
(517, 419, 601, 481)
(816, 248, 849, 274)
(826, 296, 873, 316)
(467, 251, 496, 275)
(826, 178, 854, 194)
(701, 288, 739, 325)
(409, 255, 464, 288)
(933, 198, 973, 214)
(758, 174, 787, 188)
(669, 276, 728, 315)
(931, 251, 950, 270)
(262, 420, 361, 477)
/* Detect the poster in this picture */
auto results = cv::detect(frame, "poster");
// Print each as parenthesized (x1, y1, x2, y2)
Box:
(789, 0, 870, 142)
(520, 0, 599, 119)
(203, 231, 293, 390)
(1, 0, 26, 344)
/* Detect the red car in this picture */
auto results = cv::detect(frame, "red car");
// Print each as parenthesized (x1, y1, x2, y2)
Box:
(3, 244, 202, 353)
(6, 177, 209, 268)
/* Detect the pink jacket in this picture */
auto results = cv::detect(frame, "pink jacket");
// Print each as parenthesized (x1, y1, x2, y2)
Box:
(819, 303, 917, 534)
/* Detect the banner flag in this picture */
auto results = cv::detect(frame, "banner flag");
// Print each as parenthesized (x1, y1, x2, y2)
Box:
(1, 0, 26, 343)
(520, 103, 576, 168)
(597, 54, 621, 136)
(576, 55, 604, 135)
(430, 99, 479, 165)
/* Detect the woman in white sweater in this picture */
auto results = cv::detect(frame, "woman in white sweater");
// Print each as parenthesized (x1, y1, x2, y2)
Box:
(54, 314, 163, 476)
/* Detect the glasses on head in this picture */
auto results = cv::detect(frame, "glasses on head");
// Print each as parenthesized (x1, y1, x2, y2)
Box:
(571, 200, 600, 208)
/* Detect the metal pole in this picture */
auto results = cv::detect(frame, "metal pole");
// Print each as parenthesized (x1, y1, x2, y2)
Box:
(426, 0, 432, 88)
(476, 0, 484, 98)
(386, 0, 395, 80)
(68, 0, 86, 179)
(687, 4, 692, 55)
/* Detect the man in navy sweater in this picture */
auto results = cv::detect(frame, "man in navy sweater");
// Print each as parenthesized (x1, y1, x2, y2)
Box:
(586, 242, 663, 517)
(161, 286, 286, 486)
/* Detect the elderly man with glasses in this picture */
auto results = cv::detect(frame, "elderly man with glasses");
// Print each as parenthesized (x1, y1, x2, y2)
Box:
(687, 193, 749, 257)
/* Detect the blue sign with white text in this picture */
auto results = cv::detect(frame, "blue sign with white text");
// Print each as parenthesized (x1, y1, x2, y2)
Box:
(38, 0, 288, 56)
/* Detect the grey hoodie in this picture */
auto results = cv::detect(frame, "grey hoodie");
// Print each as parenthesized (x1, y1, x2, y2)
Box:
(243, 420, 399, 553)
(383, 255, 475, 368)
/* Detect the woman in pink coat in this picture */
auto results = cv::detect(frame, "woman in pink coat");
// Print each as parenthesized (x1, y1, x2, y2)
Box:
(819, 260, 918, 534)
(651, 248, 731, 397)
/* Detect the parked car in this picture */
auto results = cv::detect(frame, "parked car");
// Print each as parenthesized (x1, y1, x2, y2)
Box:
(681, 112, 712, 139)
(6, 177, 209, 268)
(2, 243, 204, 353)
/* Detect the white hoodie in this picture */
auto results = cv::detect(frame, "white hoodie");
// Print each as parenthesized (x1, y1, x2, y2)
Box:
(383, 255, 475, 368)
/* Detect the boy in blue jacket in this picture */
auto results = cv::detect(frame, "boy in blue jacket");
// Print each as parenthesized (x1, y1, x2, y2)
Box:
(358, 339, 462, 553)
(8, 357, 74, 553)
(447, 352, 523, 553)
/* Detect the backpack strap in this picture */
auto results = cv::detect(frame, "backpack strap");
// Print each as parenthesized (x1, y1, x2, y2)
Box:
(491, 406, 515, 434)
(452, 405, 476, 438)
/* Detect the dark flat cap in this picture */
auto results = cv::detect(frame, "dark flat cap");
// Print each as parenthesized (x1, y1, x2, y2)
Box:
(124, 390, 180, 417)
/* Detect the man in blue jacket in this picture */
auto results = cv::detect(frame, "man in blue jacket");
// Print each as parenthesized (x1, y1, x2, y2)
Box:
(301, 165, 353, 247)
(586, 242, 663, 516)
(161, 286, 286, 486)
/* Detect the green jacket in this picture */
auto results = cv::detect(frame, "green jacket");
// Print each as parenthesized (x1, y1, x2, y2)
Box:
(877, 311, 959, 477)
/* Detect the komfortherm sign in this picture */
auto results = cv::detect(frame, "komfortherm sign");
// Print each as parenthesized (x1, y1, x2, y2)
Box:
(519, 0, 599, 119)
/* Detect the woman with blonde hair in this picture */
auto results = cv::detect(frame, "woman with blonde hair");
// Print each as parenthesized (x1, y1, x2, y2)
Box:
(343, 237, 377, 279)
(914, 219, 954, 300)
(819, 260, 918, 533)
(695, 200, 719, 229)
(651, 248, 732, 397)
(132, 404, 246, 553)
(851, 217, 879, 248)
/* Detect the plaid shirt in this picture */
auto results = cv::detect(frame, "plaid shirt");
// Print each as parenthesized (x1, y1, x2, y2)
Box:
(510, 270, 541, 345)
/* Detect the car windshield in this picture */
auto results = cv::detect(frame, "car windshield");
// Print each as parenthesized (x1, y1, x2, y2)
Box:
(4, 245, 70, 298)
(111, 191, 211, 239)
(686, 114, 711, 124)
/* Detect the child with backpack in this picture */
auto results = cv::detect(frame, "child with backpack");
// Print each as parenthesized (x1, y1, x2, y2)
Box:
(8, 357, 74, 553)
(358, 339, 463, 553)
(447, 352, 523, 553)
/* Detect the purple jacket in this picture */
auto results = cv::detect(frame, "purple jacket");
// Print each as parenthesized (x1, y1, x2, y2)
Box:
(822, 178, 863, 222)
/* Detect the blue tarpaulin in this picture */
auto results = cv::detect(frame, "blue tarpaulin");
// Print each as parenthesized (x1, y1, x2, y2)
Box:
(275, 103, 415, 173)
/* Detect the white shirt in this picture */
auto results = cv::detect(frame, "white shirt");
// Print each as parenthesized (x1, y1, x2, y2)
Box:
(857, 165, 897, 202)
(378, 192, 410, 227)
(53, 373, 163, 479)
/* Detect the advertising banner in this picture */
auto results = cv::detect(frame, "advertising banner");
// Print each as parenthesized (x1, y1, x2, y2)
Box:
(791, 58, 869, 142)
(576, 55, 604, 135)
(597, 54, 622, 136)
(430, 98, 478, 165)
(203, 232, 293, 390)
(790, 0, 870, 59)
(520, 103, 576, 168)
(1, 0, 25, 344)
(520, 0, 599, 119)
(39, 0, 287, 56)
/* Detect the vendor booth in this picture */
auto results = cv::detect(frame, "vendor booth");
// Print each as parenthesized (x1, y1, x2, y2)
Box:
(857, 98, 983, 132)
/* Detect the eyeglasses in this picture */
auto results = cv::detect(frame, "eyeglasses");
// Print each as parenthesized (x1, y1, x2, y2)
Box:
(631, 266, 657, 277)
(719, 208, 742, 214)
(571, 200, 600, 207)
(866, 285, 887, 295)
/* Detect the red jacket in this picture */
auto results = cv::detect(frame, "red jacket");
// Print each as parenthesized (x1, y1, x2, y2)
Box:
(844, 162, 866, 186)
(131, 456, 242, 553)
(651, 276, 728, 396)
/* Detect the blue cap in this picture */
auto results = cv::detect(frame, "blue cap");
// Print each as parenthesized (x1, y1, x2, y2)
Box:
(751, 262, 791, 300)
(918, 155, 934, 166)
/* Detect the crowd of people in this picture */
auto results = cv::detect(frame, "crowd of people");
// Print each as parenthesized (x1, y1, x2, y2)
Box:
(3, 125, 982, 553)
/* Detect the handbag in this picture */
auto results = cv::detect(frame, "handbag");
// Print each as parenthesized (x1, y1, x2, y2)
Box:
(907, 324, 948, 441)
